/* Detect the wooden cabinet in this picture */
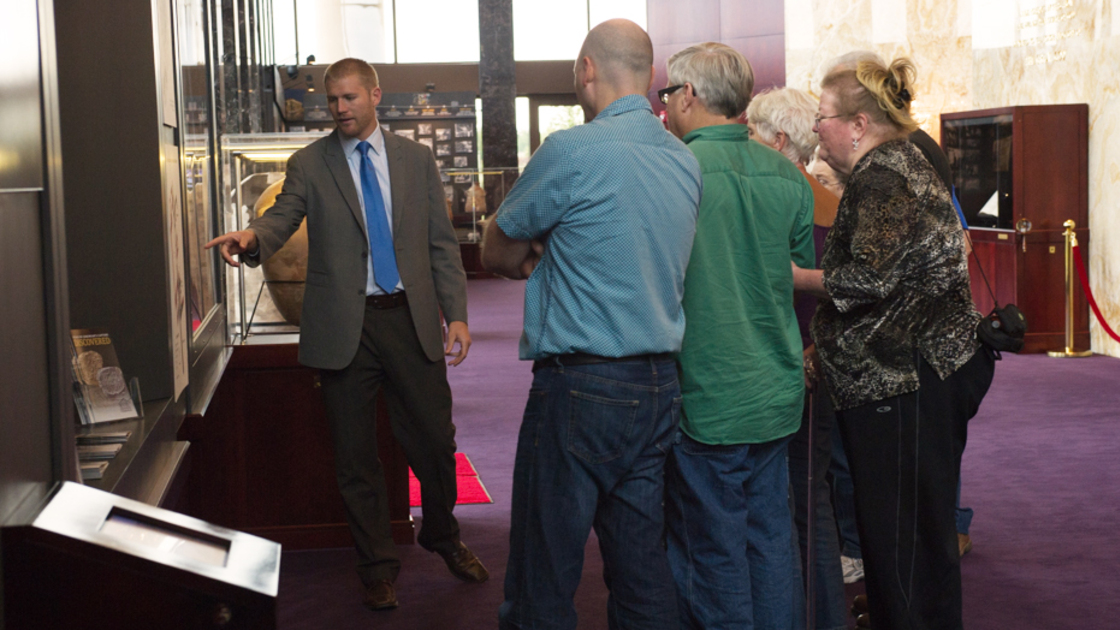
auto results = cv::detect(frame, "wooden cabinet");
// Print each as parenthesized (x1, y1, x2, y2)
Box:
(177, 342, 414, 549)
(942, 105, 1090, 353)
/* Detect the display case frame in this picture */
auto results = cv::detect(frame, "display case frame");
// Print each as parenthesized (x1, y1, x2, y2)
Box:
(941, 104, 1090, 353)
(221, 133, 518, 338)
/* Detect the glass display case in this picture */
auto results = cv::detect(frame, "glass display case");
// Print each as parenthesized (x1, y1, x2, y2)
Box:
(221, 132, 330, 341)
(942, 113, 1013, 229)
(222, 133, 519, 340)
(940, 104, 1089, 353)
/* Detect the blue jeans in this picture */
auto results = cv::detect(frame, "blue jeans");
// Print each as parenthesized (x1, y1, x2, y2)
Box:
(956, 477, 973, 535)
(666, 432, 799, 630)
(789, 385, 848, 630)
(829, 423, 861, 559)
(500, 358, 682, 630)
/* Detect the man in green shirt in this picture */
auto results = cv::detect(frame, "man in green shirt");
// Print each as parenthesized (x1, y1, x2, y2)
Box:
(661, 42, 815, 630)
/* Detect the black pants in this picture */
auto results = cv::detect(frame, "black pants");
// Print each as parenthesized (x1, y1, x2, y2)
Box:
(319, 301, 460, 586)
(837, 347, 995, 630)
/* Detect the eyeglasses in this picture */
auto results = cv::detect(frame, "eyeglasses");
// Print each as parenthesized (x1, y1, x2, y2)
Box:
(814, 113, 847, 126)
(658, 84, 685, 104)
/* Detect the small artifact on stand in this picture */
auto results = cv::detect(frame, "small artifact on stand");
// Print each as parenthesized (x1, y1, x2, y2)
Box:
(255, 178, 307, 326)
(464, 182, 487, 242)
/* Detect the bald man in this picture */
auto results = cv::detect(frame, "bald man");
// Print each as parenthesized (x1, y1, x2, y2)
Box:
(482, 19, 701, 630)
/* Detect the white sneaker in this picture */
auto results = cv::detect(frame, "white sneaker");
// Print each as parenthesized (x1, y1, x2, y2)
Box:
(841, 555, 864, 584)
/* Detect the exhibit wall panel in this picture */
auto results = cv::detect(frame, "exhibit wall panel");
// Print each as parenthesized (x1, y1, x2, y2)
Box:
(0, 0, 74, 528)
(785, 0, 1120, 357)
(0, 192, 54, 525)
(54, 0, 176, 399)
(647, 0, 786, 110)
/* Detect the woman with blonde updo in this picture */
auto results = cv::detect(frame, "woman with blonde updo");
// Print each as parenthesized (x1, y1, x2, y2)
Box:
(793, 56, 995, 630)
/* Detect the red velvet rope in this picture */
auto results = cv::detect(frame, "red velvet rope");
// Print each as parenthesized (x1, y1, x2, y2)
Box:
(1071, 243, 1120, 343)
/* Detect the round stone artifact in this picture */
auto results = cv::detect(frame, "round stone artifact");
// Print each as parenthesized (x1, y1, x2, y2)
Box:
(254, 178, 307, 326)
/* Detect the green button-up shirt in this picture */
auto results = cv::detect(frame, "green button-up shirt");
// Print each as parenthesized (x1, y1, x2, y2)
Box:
(677, 124, 815, 445)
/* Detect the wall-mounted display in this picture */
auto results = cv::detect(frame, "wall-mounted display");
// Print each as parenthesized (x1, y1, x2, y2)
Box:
(376, 92, 479, 225)
(163, 144, 189, 400)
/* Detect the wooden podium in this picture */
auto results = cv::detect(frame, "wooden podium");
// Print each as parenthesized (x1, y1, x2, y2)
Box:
(942, 104, 1090, 353)
(177, 342, 414, 549)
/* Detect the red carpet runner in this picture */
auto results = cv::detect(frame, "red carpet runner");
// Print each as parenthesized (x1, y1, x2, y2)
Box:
(408, 452, 493, 506)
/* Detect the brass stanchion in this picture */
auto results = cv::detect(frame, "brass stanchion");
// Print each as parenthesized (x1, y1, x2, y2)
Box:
(1048, 220, 1092, 358)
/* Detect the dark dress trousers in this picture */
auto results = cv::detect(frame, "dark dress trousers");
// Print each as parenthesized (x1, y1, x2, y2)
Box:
(244, 128, 468, 584)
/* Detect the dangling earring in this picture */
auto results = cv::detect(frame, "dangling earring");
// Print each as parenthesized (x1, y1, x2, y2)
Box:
(852, 138, 860, 150)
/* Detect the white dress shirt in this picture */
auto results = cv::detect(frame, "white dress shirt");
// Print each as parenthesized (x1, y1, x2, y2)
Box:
(341, 124, 403, 296)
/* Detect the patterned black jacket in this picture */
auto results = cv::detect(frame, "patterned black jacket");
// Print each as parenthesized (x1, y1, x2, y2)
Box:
(811, 139, 981, 411)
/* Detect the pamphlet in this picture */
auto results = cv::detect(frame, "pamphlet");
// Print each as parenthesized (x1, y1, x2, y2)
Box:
(77, 443, 124, 461)
(76, 430, 132, 445)
(70, 328, 139, 424)
(80, 460, 109, 481)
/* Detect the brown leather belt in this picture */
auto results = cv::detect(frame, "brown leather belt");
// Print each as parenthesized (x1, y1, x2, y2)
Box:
(366, 291, 408, 309)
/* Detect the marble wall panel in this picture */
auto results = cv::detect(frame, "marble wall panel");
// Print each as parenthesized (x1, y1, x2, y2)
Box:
(787, 0, 1120, 356)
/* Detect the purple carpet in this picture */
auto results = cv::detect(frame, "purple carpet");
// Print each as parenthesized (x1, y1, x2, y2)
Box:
(277, 278, 1120, 629)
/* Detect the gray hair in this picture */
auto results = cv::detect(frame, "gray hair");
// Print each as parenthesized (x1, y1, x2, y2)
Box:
(666, 42, 754, 118)
(746, 88, 819, 165)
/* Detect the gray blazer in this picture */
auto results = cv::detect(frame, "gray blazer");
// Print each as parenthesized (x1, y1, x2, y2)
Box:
(245, 129, 467, 370)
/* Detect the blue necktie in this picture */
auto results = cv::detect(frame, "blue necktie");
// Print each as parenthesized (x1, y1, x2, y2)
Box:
(357, 141, 400, 293)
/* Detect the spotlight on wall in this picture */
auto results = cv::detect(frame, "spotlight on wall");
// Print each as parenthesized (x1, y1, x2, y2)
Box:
(306, 54, 316, 65)
(286, 65, 298, 79)
(426, 82, 436, 93)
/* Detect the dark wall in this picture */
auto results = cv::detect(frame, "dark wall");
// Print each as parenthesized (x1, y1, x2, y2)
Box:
(54, 0, 175, 400)
(0, 0, 72, 527)
(647, 0, 786, 108)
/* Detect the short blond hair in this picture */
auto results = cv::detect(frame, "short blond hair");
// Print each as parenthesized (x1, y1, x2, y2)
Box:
(324, 58, 379, 90)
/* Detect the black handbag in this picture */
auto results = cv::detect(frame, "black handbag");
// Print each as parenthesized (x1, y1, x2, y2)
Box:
(967, 236, 1027, 354)
(976, 303, 1027, 353)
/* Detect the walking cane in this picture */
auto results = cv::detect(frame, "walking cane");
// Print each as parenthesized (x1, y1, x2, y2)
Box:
(805, 384, 816, 630)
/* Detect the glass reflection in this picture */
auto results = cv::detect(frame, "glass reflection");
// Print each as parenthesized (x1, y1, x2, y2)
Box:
(178, 0, 221, 337)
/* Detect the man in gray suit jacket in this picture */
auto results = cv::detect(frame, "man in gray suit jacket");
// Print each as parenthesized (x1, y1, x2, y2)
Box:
(206, 58, 487, 610)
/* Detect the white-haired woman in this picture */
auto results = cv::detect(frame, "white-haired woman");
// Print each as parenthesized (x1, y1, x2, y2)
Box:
(748, 88, 848, 630)
(793, 57, 995, 630)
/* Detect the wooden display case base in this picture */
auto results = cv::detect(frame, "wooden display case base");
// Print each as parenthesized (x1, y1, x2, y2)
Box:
(177, 342, 414, 550)
(460, 242, 497, 278)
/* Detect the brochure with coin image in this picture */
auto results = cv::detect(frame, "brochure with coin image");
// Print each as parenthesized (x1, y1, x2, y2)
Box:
(70, 328, 139, 424)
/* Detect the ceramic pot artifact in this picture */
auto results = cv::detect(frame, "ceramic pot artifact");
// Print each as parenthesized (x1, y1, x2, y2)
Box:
(254, 178, 307, 326)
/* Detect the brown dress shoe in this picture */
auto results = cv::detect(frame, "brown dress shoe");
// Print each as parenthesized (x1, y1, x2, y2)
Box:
(437, 541, 490, 583)
(959, 533, 973, 557)
(851, 593, 869, 617)
(362, 579, 398, 610)
(856, 612, 872, 628)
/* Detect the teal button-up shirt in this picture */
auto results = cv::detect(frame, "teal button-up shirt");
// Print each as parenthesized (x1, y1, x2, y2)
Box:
(496, 95, 701, 360)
